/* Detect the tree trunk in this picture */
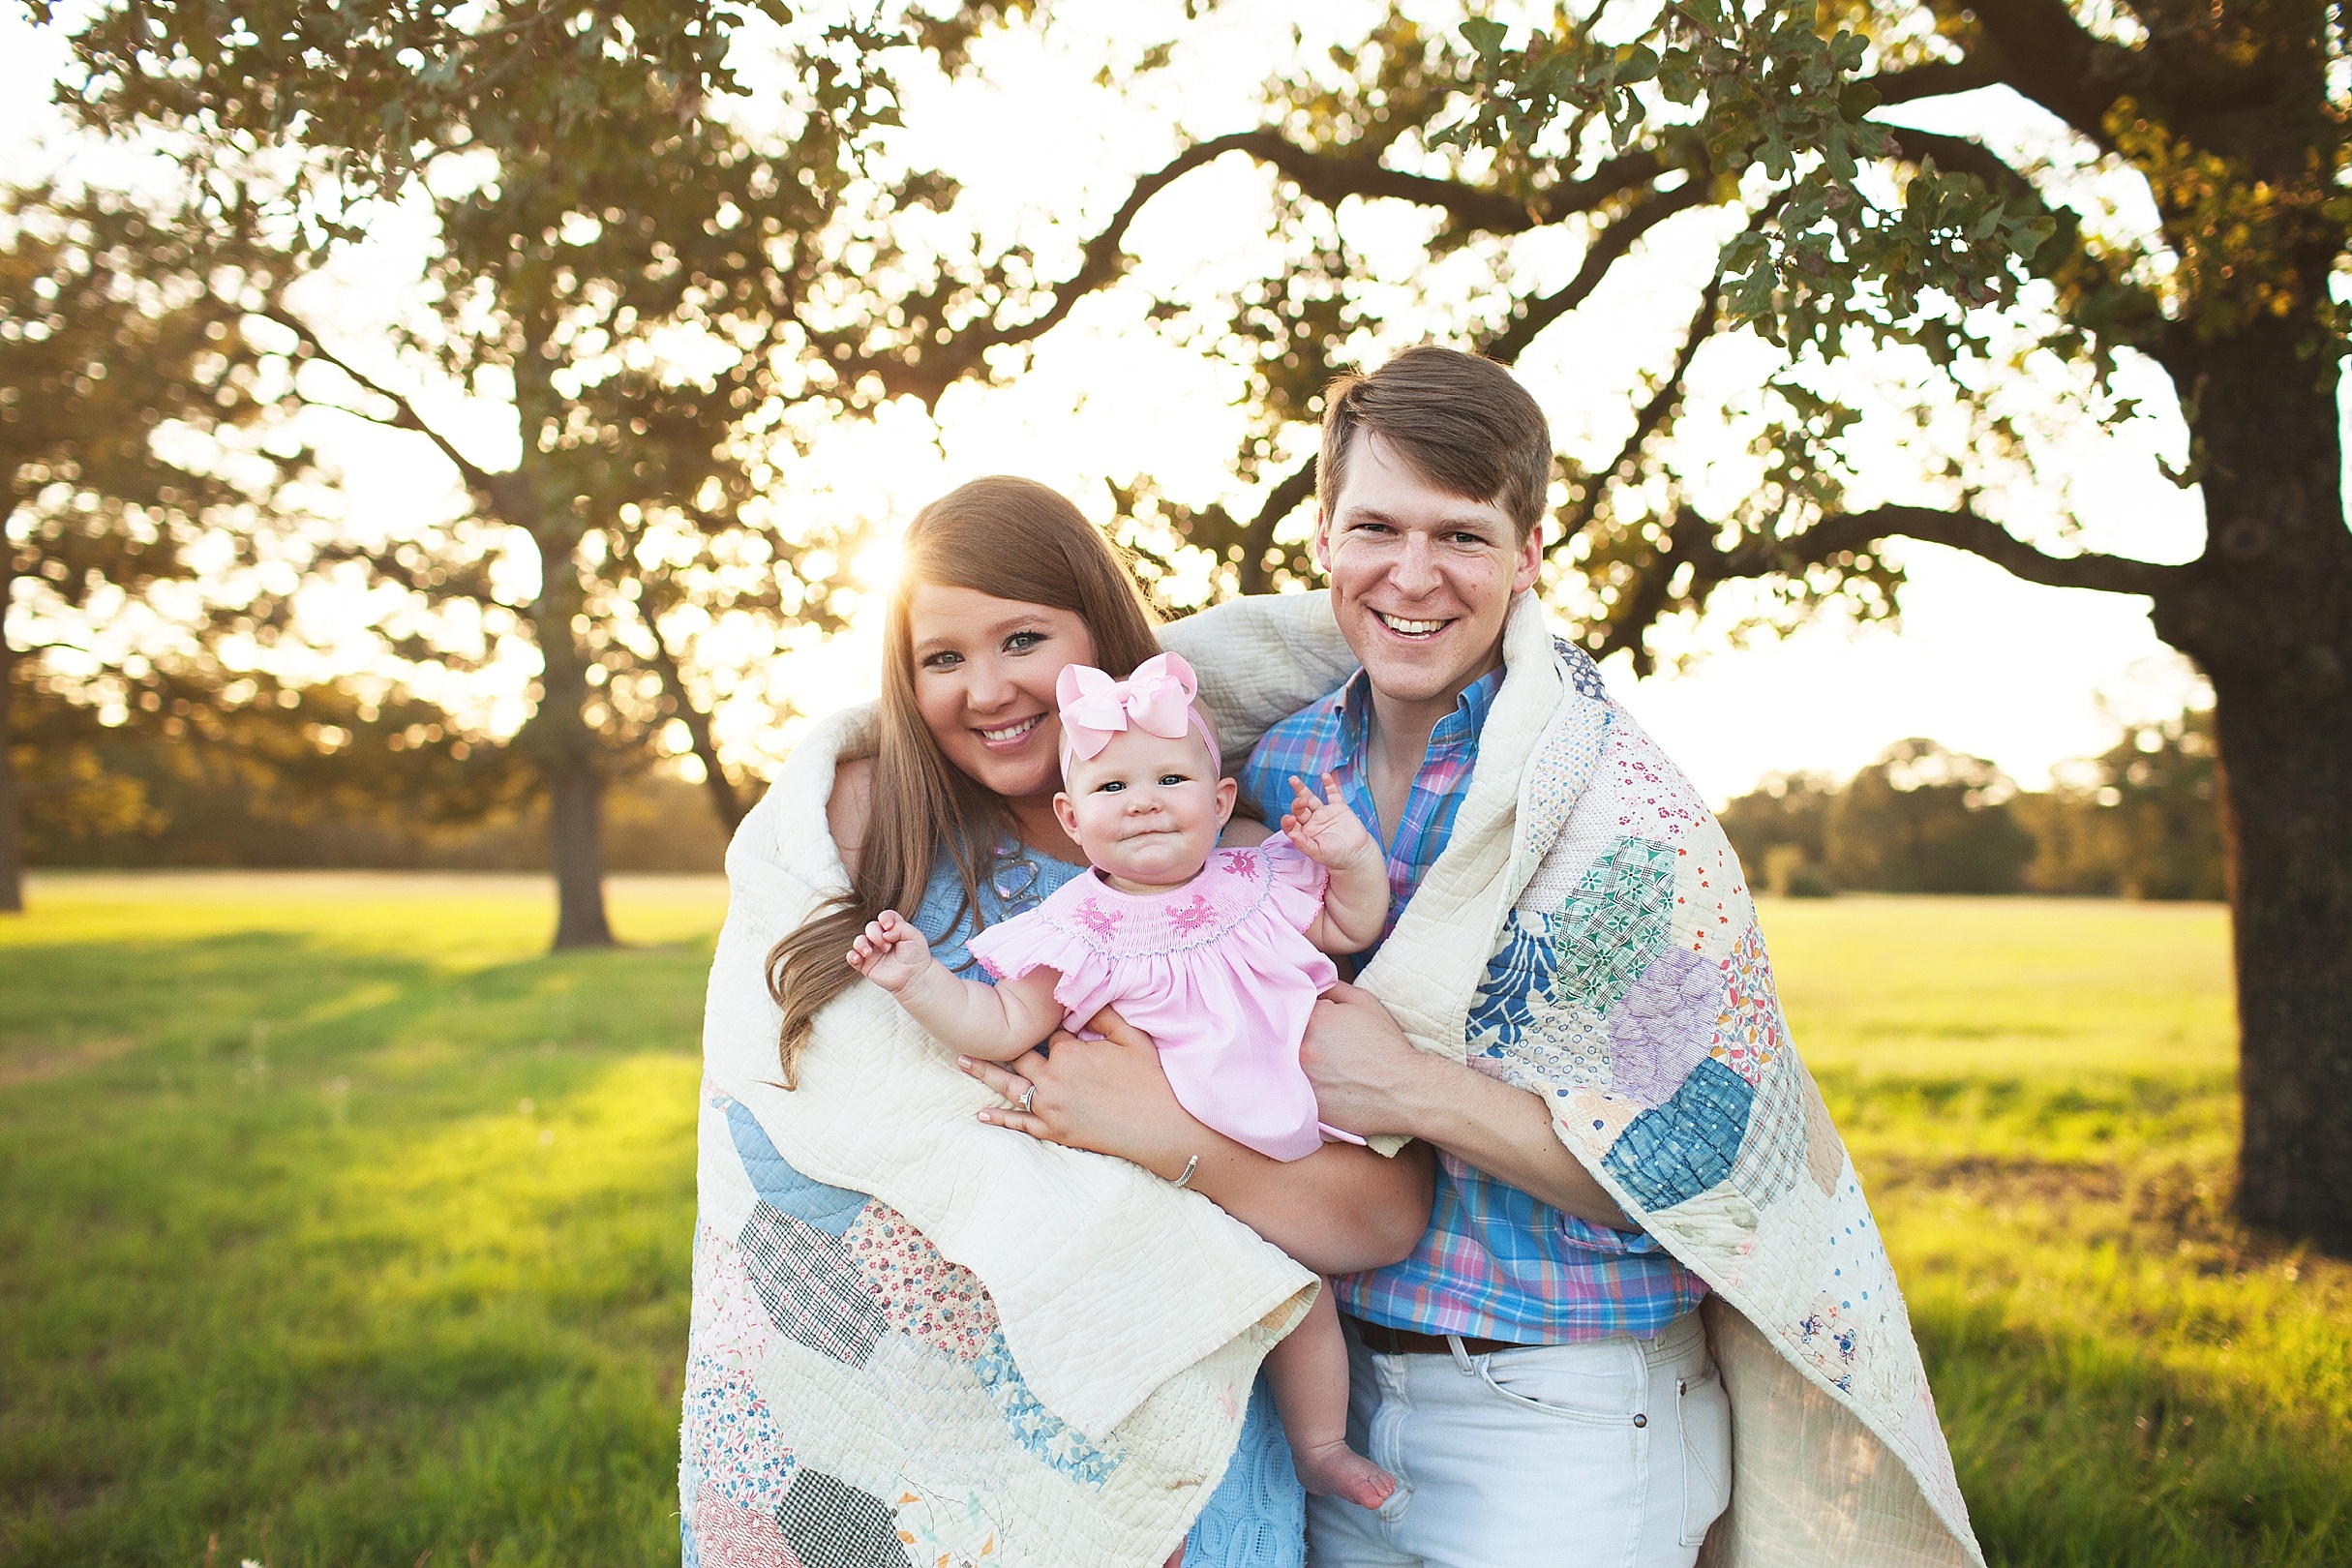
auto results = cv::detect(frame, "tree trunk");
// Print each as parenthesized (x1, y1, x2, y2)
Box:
(509, 472, 615, 951)
(0, 617, 22, 915)
(534, 581, 616, 949)
(2204, 660, 2352, 1252)
(2153, 310, 2352, 1254)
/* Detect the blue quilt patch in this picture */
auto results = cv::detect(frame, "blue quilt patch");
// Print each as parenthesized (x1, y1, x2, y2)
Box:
(1602, 1058, 1756, 1211)
(1553, 636, 1609, 701)
(971, 1333, 1124, 1488)
(720, 1095, 870, 1236)
(1468, 908, 1560, 1053)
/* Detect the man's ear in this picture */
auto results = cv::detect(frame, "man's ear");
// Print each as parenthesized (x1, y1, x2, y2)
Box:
(1214, 775, 1238, 828)
(1511, 518, 1544, 595)
(1311, 505, 1332, 572)
(1051, 792, 1083, 846)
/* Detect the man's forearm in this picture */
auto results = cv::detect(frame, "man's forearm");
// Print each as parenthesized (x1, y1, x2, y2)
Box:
(1399, 1061, 1632, 1231)
(1305, 983, 1633, 1231)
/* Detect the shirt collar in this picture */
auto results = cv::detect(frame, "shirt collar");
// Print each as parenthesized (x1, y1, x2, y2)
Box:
(1335, 660, 1505, 766)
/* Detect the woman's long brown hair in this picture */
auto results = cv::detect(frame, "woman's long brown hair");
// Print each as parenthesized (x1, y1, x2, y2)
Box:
(765, 476, 1162, 1084)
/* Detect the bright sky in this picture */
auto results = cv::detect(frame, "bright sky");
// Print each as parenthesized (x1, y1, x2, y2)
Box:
(5, 3, 2237, 803)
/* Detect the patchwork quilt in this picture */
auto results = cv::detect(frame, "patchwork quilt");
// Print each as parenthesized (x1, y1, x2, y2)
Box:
(680, 587, 1983, 1568)
(1167, 591, 1984, 1568)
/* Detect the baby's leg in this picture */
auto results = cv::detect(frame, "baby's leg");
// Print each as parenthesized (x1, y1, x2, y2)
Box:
(1266, 1284, 1396, 1509)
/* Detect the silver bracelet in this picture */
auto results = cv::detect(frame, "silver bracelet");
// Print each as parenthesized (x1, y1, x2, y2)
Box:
(1167, 1155, 1199, 1189)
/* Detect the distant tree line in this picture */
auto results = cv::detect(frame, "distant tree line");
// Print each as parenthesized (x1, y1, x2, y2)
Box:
(16, 703, 727, 873)
(1725, 713, 2225, 901)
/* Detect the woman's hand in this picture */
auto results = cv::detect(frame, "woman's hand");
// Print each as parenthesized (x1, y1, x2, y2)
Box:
(958, 1005, 1200, 1179)
(963, 1001, 1438, 1273)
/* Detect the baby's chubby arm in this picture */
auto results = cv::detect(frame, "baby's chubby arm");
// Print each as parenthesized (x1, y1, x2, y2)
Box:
(847, 912, 1065, 1061)
(1279, 771, 1390, 955)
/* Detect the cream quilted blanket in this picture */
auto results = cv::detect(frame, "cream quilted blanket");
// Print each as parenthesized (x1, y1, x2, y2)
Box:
(681, 703, 1317, 1568)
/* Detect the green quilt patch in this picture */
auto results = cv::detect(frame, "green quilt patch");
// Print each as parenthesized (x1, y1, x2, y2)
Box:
(1550, 837, 1678, 1014)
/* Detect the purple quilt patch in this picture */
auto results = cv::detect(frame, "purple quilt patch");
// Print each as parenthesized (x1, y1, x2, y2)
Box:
(1607, 945, 1723, 1107)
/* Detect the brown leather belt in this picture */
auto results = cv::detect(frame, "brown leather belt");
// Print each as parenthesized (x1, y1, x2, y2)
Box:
(1344, 1313, 1531, 1358)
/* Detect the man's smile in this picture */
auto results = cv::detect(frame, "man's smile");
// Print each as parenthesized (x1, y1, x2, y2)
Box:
(1374, 611, 1454, 639)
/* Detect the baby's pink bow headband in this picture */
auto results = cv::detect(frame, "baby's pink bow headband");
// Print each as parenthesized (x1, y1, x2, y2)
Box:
(1055, 651, 1221, 778)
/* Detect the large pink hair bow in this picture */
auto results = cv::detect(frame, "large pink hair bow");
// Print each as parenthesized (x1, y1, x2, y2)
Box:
(1055, 651, 1221, 775)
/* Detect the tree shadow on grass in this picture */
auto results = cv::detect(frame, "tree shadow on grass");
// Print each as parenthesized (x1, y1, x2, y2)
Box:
(1921, 1302, 2350, 1568)
(1877, 1142, 2350, 1568)
(0, 929, 710, 1566)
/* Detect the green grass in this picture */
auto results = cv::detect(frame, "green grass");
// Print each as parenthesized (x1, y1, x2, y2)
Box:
(1764, 897, 2349, 1567)
(0, 873, 726, 1567)
(1, 880, 2345, 1565)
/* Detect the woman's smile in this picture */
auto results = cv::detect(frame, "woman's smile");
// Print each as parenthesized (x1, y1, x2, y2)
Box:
(974, 712, 1046, 750)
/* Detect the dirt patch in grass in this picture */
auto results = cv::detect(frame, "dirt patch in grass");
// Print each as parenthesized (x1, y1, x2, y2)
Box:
(1867, 1152, 2127, 1206)
(0, 1036, 137, 1089)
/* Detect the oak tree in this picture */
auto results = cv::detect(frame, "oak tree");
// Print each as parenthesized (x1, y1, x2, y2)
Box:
(1080, 1, 2348, 1248)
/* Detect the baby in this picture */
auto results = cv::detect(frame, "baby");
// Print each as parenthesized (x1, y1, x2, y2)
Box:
(846, 650, 1399, 1510)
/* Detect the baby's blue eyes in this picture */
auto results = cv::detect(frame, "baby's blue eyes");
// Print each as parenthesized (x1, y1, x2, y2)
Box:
(1094, 775, 1192, 793)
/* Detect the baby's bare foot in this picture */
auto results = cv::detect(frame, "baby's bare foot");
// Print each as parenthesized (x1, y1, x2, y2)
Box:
(1293, 1439, 1398, 1510)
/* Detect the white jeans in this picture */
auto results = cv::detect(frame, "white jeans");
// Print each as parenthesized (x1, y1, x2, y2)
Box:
(1306, 1310, 1731, 1568)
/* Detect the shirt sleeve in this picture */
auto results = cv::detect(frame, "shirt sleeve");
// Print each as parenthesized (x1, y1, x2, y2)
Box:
(963, 905, 1080, 984)
(1257, 831, 1330, 934)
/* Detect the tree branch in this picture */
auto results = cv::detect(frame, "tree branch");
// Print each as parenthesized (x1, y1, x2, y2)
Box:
(1232, 456, 1320, 596)
(1865, 55, 2005, 106)
(313, 542, 501, 607)
(829, 128, 1695, 408)
(1551, 270, 1723, 554)
(639, 601, 747, 832)
(1717, 504, 2188, 597)
(1881, 127, 2041, 208)
(265, 307, 502, 494)
(1941, 0, 2153, 150)
(1479, 178, 1710, 367)
(1220, 128, 1551, 233)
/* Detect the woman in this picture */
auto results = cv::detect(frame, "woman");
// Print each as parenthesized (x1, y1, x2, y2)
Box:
(683, 476, 1432, 1568)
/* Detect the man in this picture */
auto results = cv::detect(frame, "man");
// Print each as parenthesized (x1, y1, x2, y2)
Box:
(974, 345, 1977, 1568)
(1237, 347, 1727, 1566)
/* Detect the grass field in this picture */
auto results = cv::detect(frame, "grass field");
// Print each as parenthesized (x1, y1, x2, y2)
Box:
(2, 876, 2346, 1566)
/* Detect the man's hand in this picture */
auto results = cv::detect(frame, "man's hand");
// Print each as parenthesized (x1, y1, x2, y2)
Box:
(1304, 981, 1634, 1230)
(1300, 981, 1448, 1140)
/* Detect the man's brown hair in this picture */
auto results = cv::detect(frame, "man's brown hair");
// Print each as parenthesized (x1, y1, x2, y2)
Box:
(1318, 346, 1553, 540)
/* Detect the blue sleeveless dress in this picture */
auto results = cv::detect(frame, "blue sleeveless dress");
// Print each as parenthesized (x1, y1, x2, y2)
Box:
(913, 844, 1306, 1568)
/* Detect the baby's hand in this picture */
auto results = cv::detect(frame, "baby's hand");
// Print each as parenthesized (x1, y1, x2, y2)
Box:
(847, 910, 932, 993)
(1281, 771, 1380, 873)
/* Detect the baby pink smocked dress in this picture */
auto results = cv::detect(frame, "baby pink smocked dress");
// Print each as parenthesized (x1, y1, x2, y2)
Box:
(963, 834, 1340, 1162)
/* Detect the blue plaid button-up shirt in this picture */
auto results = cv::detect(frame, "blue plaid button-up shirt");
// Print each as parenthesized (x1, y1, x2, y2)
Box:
(1242, 665, 1706, 1343)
